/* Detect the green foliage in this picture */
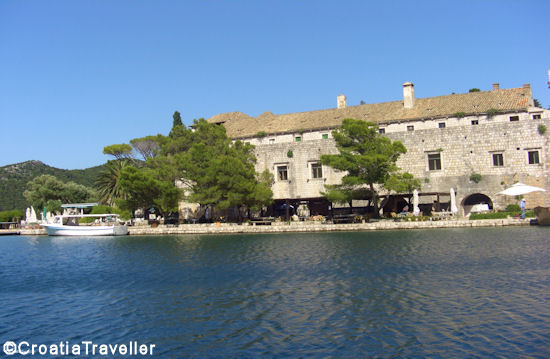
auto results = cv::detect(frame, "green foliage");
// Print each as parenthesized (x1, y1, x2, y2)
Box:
(384, 172, 421, 194)
(91, 205, 131, 220)
(0, 209, 24, 222)
(0, 161, 106, 211)
(469, 173, 482, 183)
(103, 143, 133, 160)
(172, 111, 183, 127)
(117, 166, 180, 214)
(24, 174, 96, 213)
(470, 211, 534, 220)
(486, 108, 500, 117)
(45, 200, 62, 214)
(469, 88, 480, 92)
(129, 135, 161, 160)
(248, 170, 274, 210)
(454, 112, 466, 118)
(256, 131, 267, 138)
(505, 204, 521, 212)
(156, 118, 272, 213)
(287, 150, 293, 158)
(321, 118, 407, 216)
(469, 212, 508, 220)
(322, 185, 372, 206)
(94, 159, 132, 206)
(534, 98, 542, 108)
(538, 124, 547, 135)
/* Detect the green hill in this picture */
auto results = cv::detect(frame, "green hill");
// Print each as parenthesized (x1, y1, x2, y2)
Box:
(0, 160, 106, 211)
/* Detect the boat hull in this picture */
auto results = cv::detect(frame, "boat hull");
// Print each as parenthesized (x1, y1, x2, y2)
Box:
(43, 224, 128, 236)
(534, 207, 550, 226)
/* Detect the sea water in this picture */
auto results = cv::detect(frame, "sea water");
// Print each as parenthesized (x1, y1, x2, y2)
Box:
(0, 227, 548, 358)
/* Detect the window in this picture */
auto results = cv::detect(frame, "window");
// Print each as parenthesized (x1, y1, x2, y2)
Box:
(471, 120, 479, 125)
(295, 136, 302, 142)
(509, 116, 519, 122)
(407, 125, 414, 131)
(438, 122, 446, 128)
(378, 128, 385, 134)
(311, 163, 323, 179)
(277, 166, 288, 180)
(528, 151, 540, 164)
(533, 114, 541, 120)
(269, 138, 275, 144)
(322, 133, 329, 139)
(493, 153, 504, 167)
(428, 153, 441, 171)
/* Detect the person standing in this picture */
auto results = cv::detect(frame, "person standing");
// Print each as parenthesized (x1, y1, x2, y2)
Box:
(520, 199, 526, 219)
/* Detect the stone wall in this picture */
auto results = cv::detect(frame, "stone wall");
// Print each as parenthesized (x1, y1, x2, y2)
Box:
(252, 111, 550, 213)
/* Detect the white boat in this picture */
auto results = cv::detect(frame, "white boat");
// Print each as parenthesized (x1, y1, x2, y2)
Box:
(42, 204, 128, 236)
(43, 214, 128, 236)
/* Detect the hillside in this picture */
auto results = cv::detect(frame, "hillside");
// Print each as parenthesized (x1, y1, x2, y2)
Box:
(0, 160, 106, 211)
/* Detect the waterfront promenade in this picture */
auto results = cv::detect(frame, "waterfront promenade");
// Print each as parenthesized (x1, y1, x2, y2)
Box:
(8, 218, 531, 236)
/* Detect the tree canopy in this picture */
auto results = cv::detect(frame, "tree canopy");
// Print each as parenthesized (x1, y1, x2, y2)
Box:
(97, 117, 273, 221)
(321, 118, 410, 216)
(163, 119, 273, 214)
(24, 175, 96, 213)
(103, 143, 133, 160)
(116, 166, 180, 215)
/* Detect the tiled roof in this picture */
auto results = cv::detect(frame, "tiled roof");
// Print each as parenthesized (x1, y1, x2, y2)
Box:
(207, 111, 252, 124)
(208, 86, 533, 138)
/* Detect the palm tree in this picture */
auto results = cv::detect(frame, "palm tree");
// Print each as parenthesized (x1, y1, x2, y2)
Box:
(95, 159, 131, 206)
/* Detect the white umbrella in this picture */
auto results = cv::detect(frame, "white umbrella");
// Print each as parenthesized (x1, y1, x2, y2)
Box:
(413, 189, 420, 216)
(28, 206, 38, 223)
(497, 182, 546, 196)
(450, 188, 458, 214)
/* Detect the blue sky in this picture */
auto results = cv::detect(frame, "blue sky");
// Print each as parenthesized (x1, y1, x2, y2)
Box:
(1, 0, 549, 169)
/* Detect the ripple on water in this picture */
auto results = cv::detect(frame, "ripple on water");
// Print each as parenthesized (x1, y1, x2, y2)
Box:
(0, 228, 549, 357)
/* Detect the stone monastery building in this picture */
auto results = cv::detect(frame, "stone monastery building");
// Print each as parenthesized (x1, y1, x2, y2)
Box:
(207, 82, 550, 216)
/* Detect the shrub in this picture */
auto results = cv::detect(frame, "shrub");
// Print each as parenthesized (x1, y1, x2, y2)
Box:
(469, 210, 534, 220)
(454, 112, 466, 118)
(486, 108, 500, 117)
(469, 88, 481, 93)
(256, 131, 267, 138)
(505, 204, 521, 212)
(287, 150, 294, 158)
(469, 173, 482, 183)
(538, 124, 546, 135)
(0, 209, 24, 222)
(469, 212, 508, 220)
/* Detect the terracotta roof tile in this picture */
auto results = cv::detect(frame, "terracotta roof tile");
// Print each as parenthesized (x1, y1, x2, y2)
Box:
(208, 87, 533, 138)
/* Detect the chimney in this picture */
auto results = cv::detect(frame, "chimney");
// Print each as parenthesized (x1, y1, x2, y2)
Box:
(492, 83, 499, 91)
(403, 82, 415, 109)
(523, 83, 531, 89)
(337, 94, 347, 109)
(547, 69, 550, 88)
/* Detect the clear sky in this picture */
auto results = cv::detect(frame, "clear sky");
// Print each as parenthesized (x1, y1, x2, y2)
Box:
(1, 0, 549, 169)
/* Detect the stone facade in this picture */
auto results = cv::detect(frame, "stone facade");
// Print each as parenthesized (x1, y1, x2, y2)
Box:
(206, 82, 550, 216)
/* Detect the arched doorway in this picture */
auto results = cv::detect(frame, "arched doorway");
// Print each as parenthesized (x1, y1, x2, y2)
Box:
(462, 193, 493, 215)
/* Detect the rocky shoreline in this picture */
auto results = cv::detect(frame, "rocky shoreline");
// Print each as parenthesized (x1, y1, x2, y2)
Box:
(3, 218, 534, 236)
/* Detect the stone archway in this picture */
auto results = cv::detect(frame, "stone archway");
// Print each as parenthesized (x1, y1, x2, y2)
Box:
(462, 193, 493, 215)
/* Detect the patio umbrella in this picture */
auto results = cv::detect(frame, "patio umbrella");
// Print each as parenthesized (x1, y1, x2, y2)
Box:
(413, 189, 420, 216)
(450, 188, 458, 214)
(497, 182, 546, 196)
(28, 206, 37, 223)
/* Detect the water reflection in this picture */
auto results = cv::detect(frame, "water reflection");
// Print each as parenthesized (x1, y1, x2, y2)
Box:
(0, 227, 549, 357)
